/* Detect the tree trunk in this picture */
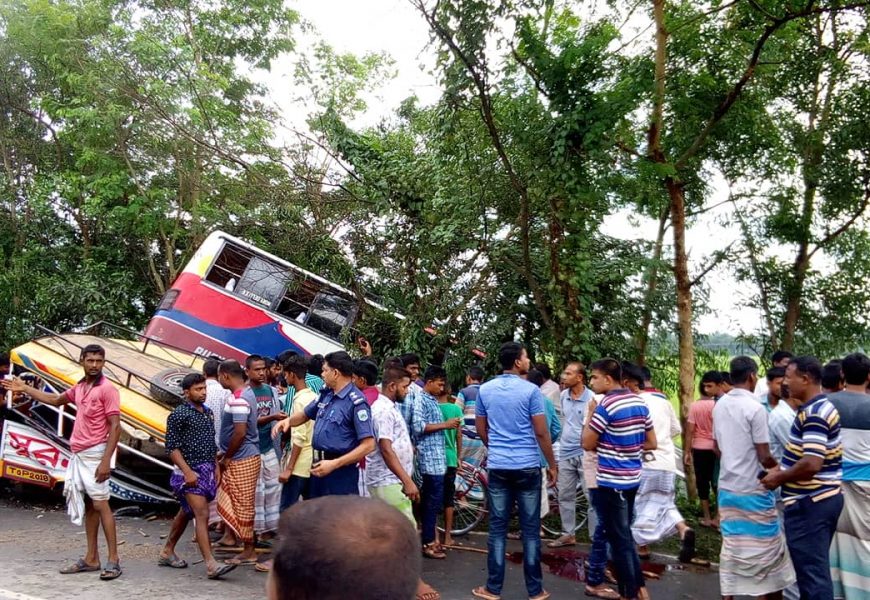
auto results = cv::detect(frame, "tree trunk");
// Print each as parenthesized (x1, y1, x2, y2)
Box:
(635, 208, 668, 364)
(667, 178, 698, 500)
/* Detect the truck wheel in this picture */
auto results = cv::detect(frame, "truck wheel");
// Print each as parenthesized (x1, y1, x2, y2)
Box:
(149, 367, 195, 406)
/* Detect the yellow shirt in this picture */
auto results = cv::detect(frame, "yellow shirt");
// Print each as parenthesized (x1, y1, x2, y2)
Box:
(288, 388, 317, 478)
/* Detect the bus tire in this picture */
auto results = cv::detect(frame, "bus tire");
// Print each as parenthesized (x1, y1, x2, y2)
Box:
(149, 367, 195, 406)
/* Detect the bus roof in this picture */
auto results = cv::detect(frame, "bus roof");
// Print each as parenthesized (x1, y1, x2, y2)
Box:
(206, 230, 405, 321)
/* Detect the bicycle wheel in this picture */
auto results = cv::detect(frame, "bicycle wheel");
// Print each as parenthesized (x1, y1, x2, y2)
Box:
(542, 481, 589, 537)
(438, 462, 487, 536)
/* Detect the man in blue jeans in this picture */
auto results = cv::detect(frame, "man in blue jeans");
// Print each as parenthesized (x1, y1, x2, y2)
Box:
(761, 356, 843, 600)
(472, 342, 557, 600)
(583, 358, 656, 600)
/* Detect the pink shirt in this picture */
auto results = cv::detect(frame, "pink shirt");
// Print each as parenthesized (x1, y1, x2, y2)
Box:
(63, 376, 121, 453)
(687, 397, 715, 450)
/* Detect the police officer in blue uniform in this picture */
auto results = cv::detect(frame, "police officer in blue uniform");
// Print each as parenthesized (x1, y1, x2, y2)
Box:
(278, 351, 375, 498)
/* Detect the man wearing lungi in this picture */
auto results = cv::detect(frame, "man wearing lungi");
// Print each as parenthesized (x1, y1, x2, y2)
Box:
(715, 356, 795, 600)
(158, 373, 235, 579)
(2, 344, 123, 580)
(215, 359, 262, 566)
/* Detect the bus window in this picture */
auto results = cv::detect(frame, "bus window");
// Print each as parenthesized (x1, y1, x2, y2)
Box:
(205, 242, 250, 289)
(236, 255, 290, 308)
(276, 278, 320, 322)
(306, 292, 358, 340)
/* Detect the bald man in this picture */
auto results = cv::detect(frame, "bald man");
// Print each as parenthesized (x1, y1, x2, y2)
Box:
(268, 496, 422, 600)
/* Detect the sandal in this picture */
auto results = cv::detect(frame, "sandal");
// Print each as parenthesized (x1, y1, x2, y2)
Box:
(585, 586, 619, 599)
(59, 558, 101, 574)
(422, 543, 446, 559)
(547, 536, 576, 548)
(254, 560, 272, 573)
(416, 581, 440, 600)
(471, 587, 501, 600)
(678, 529, 696, 563)
(225, 557, 258, 566)
(207, 562, 237, 580)
(157, 553, 188, 568)
(99, 561, 122, 581)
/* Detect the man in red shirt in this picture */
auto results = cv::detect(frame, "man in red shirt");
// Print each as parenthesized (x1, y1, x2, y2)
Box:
(2, 344, 122, 580)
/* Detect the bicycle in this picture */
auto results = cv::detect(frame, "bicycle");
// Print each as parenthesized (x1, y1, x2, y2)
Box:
(439, 454, 589, 537)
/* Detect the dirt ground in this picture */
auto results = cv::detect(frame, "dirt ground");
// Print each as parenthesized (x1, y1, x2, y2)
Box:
(0, 484, 727, 600)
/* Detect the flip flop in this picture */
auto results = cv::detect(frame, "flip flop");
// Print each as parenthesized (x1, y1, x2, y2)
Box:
(207, 562, 237, 580)
(422, 544, 446, 559)
(224, 557, 258, 566)
(255, 539, 273, 549)
(59, 558, 101, 574)
(471, 587, 501, 600)
(416, 581, 440, 600)
(678, 529, 696, 563)
(584, 586, 619, 599)
(99, 561, 122, 581)
(547, 537, 576, 548)
(254, 560, 272, 573)
(157, 554, 188, 568)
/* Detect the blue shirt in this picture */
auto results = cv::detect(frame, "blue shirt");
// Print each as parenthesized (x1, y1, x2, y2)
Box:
(559, 386, 592, 461)
(539, 395, 561, 467)
(415, 389, 448, 476)
(476, 374, 545, 470)
(781, 394, 842, 504)
(304, 382, 374, 454)
(588, 388, 652, 490)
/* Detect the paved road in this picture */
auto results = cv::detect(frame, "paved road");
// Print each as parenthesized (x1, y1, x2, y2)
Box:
(0, 494, 724, 599)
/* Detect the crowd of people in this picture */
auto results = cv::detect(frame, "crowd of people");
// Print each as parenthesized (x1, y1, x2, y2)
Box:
(2, 342, 869, 600)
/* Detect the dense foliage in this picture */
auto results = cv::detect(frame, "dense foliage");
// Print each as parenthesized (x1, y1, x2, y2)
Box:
(1, 0, 868, 382)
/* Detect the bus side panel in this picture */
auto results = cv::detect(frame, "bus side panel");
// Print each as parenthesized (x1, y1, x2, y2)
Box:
(143, 273, 344, 359)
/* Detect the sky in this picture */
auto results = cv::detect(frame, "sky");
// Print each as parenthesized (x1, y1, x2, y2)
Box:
(260, 0, 764, 336)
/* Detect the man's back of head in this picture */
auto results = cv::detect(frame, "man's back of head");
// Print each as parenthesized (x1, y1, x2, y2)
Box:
(269, 496, 421, 600)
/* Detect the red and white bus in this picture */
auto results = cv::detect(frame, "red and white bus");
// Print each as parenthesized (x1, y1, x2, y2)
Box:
(144, 231, 399, 360)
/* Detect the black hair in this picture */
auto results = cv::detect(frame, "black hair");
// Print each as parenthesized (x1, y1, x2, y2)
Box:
(729, 356, 758, 385)
(0, 352, 9, 368)
(535, 363, 553, 380)
(719, 371, 732, 385)
(272, 496, 421, 600)
(324, 351, 355, 377)
(423, 364, 447, 382)
(766, 366, 786, 382)
(621, 361, 645, 387)
(466, 365, 484, 382)
(790, 355, 823, 384)
(283, 354, 308, 380)
(771, 350, 794, 365)
(245, 354, 266, 369)
(383, 356, 403, 370)
(398, 353, 421, 368)
(353, 359, 379, 387)
(308, 354, 324, 377)
(640, 365, 652, 383)
(265, 357, 276, 369)
(277, 349, 300, 365)
(218, 359, 245, 380)
(701, 370, 724, 385)
(181, 372, 206, 391)
(382, 365, 412, 387)
(498, 342, 525, 372)
(590, 358, 622, 382)
(842, 353, 870, 386)
(527, 368, 545, 386)
(203, 358, 220, 378)
(80, 344, 105, 359)
(821, 359, 843, 390)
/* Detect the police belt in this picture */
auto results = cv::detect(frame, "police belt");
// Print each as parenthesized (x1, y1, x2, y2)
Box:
(313, 449, 345, 462)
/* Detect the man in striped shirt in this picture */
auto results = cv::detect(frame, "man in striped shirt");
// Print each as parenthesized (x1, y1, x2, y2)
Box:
(762, 356, 843, 600)
(583, 358, 656, 600)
